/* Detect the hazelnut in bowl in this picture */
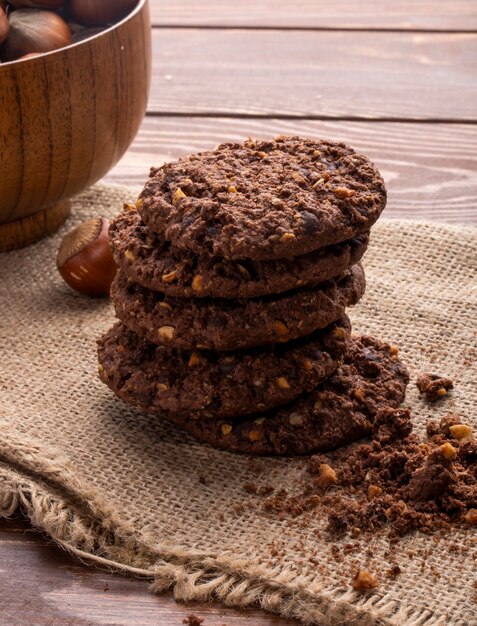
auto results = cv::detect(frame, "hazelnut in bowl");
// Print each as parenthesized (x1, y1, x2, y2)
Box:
(0, 0, 151, 252)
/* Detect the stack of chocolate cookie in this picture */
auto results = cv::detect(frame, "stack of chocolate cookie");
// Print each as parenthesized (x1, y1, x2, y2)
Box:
(98, 136, 409, 455)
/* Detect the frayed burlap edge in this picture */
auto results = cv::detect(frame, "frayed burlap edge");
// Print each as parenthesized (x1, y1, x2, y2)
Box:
(0, 428, 452, 626)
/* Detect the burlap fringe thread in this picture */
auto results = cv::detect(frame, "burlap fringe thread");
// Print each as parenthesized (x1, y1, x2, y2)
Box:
(0, 431, 452, 626)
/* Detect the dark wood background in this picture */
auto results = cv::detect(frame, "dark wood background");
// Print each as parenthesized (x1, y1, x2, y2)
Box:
(1, 1, 476, 624)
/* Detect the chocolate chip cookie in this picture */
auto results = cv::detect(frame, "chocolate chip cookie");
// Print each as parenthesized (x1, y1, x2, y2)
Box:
(97, 318, 351, 420)
(110, 209, 369, 299)
(111, 264, 365, 351)
(165, 336, 409, 455)
(138, 136, 386, 261)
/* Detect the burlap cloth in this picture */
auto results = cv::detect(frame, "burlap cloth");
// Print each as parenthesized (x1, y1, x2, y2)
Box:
(1, 184, 476, 626)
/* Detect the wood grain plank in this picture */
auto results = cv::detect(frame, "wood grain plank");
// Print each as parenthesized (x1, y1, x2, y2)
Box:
(0, 518, 298, 626)
(150, 0, 477, 32)
(148, 29, 477, 121)
(104, 117, 477, 224)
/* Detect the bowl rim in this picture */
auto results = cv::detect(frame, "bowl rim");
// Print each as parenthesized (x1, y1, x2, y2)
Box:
(0, 0, 148, 69)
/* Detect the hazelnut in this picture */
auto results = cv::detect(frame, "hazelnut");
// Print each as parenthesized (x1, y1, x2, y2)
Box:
(56, 217, 117, 297)
(0, 7, 9, 46)
(70, 0, 138, 27)
(156, 383, 169, 392)
(221, 423, 232, 435)
(3, 9, 71, 62)
(8, 0, 63, 8)
(276, 376, 291, 389)
(228, 186, 238, 193)
(353, 387, 366, 402)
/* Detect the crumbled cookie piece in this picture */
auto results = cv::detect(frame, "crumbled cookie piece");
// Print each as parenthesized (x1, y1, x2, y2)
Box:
(182, 616, 204, 626)
(416, 372, 453, 402)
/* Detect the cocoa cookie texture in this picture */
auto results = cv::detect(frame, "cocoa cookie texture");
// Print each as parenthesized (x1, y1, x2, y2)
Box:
(165, 336, 409, 455)
(109, 209, 369, 299)
(98, 135, 410, 459)
(98, 318, 351, 421)
(111, 264, 365, 351)
(416, 372, 453, 402)
(138, 136, 386, 261)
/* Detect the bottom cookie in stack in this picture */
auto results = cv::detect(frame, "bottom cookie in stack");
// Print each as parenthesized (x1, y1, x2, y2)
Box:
(98, 321, 409, 455)
(165, 336, 409, 456)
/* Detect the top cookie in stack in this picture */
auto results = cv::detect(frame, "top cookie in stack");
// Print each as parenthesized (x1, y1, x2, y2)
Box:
(98, 136, 408, 455)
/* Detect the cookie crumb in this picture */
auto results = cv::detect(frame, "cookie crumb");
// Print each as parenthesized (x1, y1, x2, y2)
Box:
(416, 373, 453, 402)
(182, 615, 204, 626)
(352, 569, 379, 591)
(386, 564, 401, 578)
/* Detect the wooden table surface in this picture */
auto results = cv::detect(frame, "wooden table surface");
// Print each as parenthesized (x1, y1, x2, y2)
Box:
(1, 1, 476, 625)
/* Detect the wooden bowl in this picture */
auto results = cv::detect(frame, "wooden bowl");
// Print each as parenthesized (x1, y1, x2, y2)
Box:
(0, 0, 151, 252)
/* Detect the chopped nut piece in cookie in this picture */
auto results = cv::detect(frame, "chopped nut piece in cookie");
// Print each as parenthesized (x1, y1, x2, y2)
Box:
(272, 320, 289, 336)
(236, 263, 251, 278)
(367, 485, 383, 500)
(276, 377, 291, 389)
(289, 413, 304, 426)
(162, 270, 178, 283)
(159, 301, 172, 311)
(188, 353, 200, 367)
(156, 383, 169, 392)
(334, 187, 356, 199)
(124, 249, 136, 261)
(172, 188, 187, 206)
(352, 569, 378, 591)
(332, 326, 347, 339)
(221, 423, 232, 435)
(439, 442, 457, 460)
(158, 326, 175, 341)
(248, 430, 262, 441)
(315, 463, 338, 489)
(279, 232, 296, 242)
(449, 424, 473, 441)
(464, 509, 477, 525)
(416, 372, 453, 402)
(192, 275, 204, 293)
